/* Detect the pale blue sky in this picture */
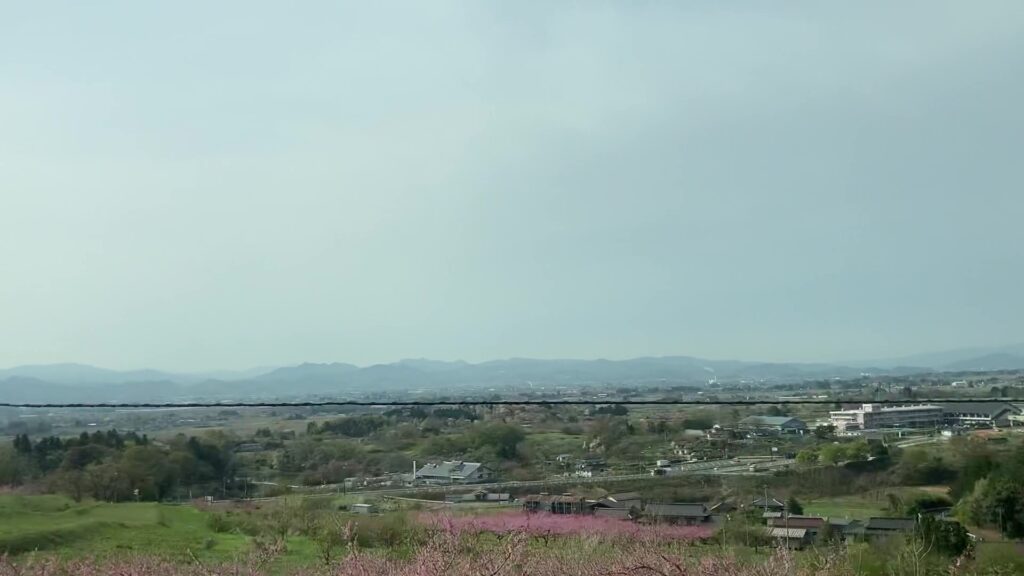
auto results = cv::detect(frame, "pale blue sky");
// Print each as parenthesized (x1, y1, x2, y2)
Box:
(1, 2, 1022, 370)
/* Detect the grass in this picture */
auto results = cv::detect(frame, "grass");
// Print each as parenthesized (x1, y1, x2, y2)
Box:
(0, 494, 317, 569)
(803, 487, 936, 519)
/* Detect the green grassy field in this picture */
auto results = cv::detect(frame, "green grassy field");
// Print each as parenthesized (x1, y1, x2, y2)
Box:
(0, 494, 316, 567)
(803, 487, 940, 519)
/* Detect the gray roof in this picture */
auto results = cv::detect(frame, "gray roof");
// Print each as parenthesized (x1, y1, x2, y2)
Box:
(750, 497, 786, 509)
(939, 402, 1020, 417)
(739, 416, 806, 427)
(767, 527, 807, 539)
(416, 461, 485, 478)
(866, 517, 916, 531)
(768, 516, 826, 529)
(607, 492, 642, 502)
(646, 503, 709, 518)
(595, 507, 632, 520)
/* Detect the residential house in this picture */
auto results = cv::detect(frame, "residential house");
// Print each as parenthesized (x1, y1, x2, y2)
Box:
(766, 527, 811, 549)
(710, 501, 737, 515)
(828, 518, 863, 540)
(522, 494, 588, 515)
(644, 503, 712, 526)
(604, 492, 643, 508)
(863, 517, 916, 539)
(749, 496, 786, 513)
(767, 516, 828, 540)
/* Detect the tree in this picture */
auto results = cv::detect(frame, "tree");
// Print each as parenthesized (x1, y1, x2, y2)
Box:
(785, 496, 804, 515)
(819, 444, 845, 465)
(474, 423, 525, 460)
(917, 515, 970, 557)
(795, 449, 818, 466)
(813, 425, 836, 440)
(13, 434, 32, 455)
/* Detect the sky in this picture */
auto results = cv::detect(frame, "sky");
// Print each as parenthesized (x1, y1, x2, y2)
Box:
(1, 2, 1023, 371)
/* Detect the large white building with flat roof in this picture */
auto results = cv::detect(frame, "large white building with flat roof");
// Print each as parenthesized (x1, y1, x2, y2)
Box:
(829, 404, 943, 432)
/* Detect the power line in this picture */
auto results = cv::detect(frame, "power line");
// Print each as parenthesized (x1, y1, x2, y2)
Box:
(1, 398, 1022, 409)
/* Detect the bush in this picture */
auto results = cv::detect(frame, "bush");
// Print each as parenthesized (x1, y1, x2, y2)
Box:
(206, 513, 232, 533)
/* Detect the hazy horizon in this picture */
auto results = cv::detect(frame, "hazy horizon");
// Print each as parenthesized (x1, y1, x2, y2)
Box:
(4, 340, 1024, 375)
(3, 1, 1023, 372)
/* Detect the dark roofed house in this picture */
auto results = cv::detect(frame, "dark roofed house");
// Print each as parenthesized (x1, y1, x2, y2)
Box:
(864, 517, 916, 539)
(645, 503, 711, 525)
(767, 516, 828, 539)
(739, 416, 807, 433)
(828, 518, 863, 540)
(594, 507, 635, 520)
(596, 491, 642, 510)
(749, 496, 786, 513)
(766, 527, 810, 549)
(709, 501, 737, 515)
(522, 494, 587, 515)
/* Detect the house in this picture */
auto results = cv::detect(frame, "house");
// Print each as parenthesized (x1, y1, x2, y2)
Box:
(939, 402, 1021, 427)
(767, 516, 828, 539)
(414, 461, 493, 485)
(709, 501, 737, 515)
(603, 492, 643, 508)
(766, 527, 810, 549)
(863, 517, 916, 539)
(738, 416, 807, 433)
(644, 503, 712, 525)
(594, 507, 634, 520)
(828, 518, 863, 540)
(522, 494, 588, 515)
(749, 496, 786, 513)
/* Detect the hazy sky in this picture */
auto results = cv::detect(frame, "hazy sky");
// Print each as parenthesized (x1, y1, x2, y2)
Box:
(2, 2, 1023, 371)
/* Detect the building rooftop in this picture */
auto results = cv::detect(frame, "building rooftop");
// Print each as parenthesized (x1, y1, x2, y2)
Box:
(939, 402, 1021, 417)
(739, 416, 803, 426)
(832, 404, 941, 414)
(865, 517, 917, 531)
(767, 527, 807, 539)
(415, 461, 485, 478)
(768, 516, 827, 529)
(645, 503, 709, 518)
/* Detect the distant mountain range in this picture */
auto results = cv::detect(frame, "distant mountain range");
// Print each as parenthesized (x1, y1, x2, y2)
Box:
(1, 345, 1023, 404)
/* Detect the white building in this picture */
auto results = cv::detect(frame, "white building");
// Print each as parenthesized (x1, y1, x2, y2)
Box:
(413, 461, 493, 485)
(829, 404, 943, 432)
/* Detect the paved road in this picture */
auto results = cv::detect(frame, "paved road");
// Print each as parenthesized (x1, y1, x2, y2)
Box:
(236, 458, 794, 503)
